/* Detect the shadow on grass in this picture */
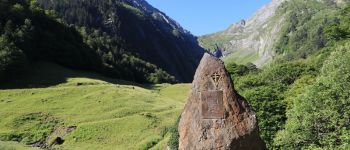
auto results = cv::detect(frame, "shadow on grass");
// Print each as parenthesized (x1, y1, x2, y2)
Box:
(0, 61, 139, 89)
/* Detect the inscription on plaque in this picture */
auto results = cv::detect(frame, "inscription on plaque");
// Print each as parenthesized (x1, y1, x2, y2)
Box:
(201, 90, 224, 119)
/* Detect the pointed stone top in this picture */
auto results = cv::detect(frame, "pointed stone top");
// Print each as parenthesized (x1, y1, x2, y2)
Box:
(193, 53, 228, 90)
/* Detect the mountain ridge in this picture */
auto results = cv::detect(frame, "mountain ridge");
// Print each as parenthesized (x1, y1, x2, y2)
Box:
(124, 0, 190, 34)
(199, 0, 285, 67)
(37, 0, 205, 82)
(199, 0, 348, 67)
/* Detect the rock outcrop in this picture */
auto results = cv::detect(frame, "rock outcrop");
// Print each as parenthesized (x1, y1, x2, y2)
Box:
(178, 53, 266, 150)
(199, 0, 285, 67)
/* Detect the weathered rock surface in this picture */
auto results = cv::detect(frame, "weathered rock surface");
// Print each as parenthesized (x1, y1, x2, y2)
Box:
(178, 53, 266, 150)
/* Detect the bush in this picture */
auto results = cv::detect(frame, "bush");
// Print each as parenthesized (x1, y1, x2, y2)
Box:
(274, 43, 350, 149)
(234, 60, 315, 148)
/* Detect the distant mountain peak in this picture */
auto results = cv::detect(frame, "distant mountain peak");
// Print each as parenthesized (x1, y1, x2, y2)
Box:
(199, 0, 285, 67)
(199, 0, 347, 67)
(123, 0, 190, 34)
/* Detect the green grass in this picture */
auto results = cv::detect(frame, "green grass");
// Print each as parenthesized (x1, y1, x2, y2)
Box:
(0, 141, 39, 150)
(223, 49, 260, 65)
(0, 62, 191, 150)
(198, 32, 234, 50)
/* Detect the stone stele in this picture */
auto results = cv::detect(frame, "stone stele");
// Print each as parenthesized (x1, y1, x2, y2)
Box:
(178, 53, 266, 150)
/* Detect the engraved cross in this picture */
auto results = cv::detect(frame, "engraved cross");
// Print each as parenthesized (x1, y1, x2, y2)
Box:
(211, 72, 220, 84)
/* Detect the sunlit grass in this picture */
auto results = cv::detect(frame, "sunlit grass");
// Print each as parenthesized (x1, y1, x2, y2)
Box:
(0, 63, 190, 149)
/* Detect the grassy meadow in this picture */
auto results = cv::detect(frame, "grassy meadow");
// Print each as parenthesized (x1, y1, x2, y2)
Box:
(0, 62, 191, 150)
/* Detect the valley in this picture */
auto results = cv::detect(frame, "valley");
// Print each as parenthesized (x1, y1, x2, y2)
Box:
(0, 0, 350, 149)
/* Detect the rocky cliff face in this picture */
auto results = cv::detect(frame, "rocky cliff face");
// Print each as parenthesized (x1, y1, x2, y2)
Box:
(179, 53, 266, 149)
(199, 0, 349, 67)
(123, 0, 190, 34)
(199, 0, 285, 67)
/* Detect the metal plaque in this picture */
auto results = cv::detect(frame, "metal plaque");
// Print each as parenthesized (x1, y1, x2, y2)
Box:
(201, 90, 224, 119)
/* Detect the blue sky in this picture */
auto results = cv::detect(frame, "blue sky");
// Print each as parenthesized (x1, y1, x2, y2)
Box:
(146, 0, 271, 36)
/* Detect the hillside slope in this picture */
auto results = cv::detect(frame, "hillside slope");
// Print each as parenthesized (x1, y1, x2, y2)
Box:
(0, 62, 191, 150)
(199, 0, 284, 66)
(220, 3, 350, 149)
(199, 0, 347, 67)
(0, 0, 178, 84)
(37, 0, 205, 82)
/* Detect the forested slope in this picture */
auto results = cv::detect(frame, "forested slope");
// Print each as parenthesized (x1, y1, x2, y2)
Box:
(36, 0, 205, 82)
(222, 3, 350, 149)
(0, 0, 205, 84)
